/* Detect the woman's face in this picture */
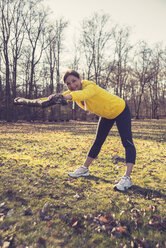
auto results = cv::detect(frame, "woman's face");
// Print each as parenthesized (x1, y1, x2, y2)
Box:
(65, 75, 82, 91)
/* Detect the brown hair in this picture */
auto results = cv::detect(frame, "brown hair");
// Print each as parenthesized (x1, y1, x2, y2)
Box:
(62, 70, 80, 83)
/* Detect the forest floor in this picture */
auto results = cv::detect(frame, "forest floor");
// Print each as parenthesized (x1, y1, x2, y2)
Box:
(0, 119, 166, 248)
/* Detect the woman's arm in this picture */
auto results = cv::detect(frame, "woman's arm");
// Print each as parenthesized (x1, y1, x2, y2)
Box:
(70, 84, 96, 101)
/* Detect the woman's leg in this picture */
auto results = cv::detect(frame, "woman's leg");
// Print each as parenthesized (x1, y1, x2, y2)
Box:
(115, 104, 136, 169)
(88, 117, 115, 159)
(114, 105, 136, 191)
(68, 117, 115, 177)
(114, 104, 136, 191)
(83, 117, 115, 168)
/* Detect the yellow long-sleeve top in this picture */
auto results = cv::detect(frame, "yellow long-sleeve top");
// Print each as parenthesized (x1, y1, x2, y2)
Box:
(63, 80, 125, 119)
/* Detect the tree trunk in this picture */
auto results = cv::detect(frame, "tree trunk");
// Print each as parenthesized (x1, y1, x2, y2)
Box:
(5, 54, 11, 122)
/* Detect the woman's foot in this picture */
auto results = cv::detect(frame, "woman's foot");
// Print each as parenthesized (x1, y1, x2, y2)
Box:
(114, 176, 132, 191)
(68, 166, 90, 178)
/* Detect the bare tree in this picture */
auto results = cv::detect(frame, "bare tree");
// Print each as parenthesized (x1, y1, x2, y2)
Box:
(10, 0, 26, 99)
(54, 18, 68, 93)
(0, 0, 15, 121)
(23, 0, 48, 99)
(0, 42, 3, 119)
(44, 18, 68, 96)
(45, 26, 57, 94)
(43, 18, 67, 121)
(149, 45, 165, 118)
(109, 26, 132, 97)
(80, 12, 112, 85)
(68, 37, 81, 72)
(132, 42, 155, 119)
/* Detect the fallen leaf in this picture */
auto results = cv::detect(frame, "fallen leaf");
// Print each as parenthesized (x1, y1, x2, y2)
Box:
(117, 226, 127, 233)
(0, 202, 6, 208)
(146, 207, 151, 212)
(72, 220, 79, 227)
(111, 226, 128, 237)
(99, 216, 108, 224)
(42, 202, 50, 214)
(83, 214, 93, 220)
(149, 215, 161, 227)
(146, 205, 157, 213)
(6, 209, 14, 217)
(2, 241, 11, 248)
(74, 193, 80, 199)
(47, 221, 53, 227)
(70, 216, 79, 226)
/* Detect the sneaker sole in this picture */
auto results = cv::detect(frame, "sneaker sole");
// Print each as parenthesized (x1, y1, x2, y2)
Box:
(68, 172, 90, 178)
(113, 185, 132, 192)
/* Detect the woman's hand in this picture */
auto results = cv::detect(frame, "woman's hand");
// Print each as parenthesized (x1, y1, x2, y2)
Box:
(63, 94, 72, 101)
(48, 93, 59, 101)
(48, 93, 72, 103)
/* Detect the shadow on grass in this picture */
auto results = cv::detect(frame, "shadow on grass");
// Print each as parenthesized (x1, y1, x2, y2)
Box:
(1, 121, 165, 141)
(86, 175, 114, 184)
(86, 175, 166, 200)
(126, 185, 166, 200)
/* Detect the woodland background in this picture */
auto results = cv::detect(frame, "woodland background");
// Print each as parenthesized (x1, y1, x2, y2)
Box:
(0, 0, 166, 122)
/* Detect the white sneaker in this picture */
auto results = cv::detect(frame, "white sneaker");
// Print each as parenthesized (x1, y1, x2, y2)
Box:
(68, 166, 90, 178)
(114, 176, 132, 191)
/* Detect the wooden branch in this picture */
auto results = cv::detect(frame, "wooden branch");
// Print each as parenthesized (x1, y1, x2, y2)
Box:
(13, 94, 67, 108)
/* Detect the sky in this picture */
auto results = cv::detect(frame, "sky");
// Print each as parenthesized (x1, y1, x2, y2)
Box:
(43, 0, 166, 46)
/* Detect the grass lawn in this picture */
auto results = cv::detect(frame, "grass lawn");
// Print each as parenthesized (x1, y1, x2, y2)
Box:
(0, 119, 166, 248)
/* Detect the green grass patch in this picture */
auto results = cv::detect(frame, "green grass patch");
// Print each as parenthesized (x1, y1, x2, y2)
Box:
(0, 120, 166, 247)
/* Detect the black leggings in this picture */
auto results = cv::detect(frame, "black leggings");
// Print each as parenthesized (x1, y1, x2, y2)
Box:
(88, 104, 136, 164)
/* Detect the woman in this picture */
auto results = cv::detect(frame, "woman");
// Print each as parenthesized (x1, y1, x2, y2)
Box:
(49, 70, 136, 191)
